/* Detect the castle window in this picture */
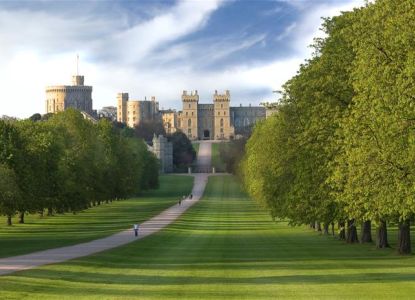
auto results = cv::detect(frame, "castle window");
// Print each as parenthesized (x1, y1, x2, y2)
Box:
(192, 112, 194, 116)
(224, 111, 226, 115)
(188, 119, 191, 127)
(218, 111, 220, 116)
(133, 117, 136, 121)
(186, 112, 188, 116)
(221, 104, 223, 108)
(188, 128, 191, 134)
(189, 104, 191, 108)
(220, 128, 224, 133)
(220, 118, 224, 127)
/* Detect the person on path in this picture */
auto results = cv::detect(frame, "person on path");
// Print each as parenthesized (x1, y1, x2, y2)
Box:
(133, 224, 139, 237)
(189, 194, 193, 199)
(179, 199, 182, 206)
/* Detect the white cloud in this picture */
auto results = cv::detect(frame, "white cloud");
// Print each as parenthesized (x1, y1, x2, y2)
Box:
(0, 0, 366, 118)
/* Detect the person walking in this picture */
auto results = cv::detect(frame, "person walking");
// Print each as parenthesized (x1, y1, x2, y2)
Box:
(189, 193, 193, 200)
(133, 223, 139, 237)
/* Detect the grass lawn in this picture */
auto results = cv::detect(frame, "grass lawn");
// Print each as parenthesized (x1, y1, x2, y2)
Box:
(2, 175, 415, 299)
(0, 175, 193, 258)
(211, 142, 226, 172)
(192, 142, 200, 156)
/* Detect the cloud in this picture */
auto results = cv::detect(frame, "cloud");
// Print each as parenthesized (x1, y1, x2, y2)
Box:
(0, 0, 366, 118)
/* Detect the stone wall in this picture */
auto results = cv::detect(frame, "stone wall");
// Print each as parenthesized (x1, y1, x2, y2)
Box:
(152, 134, 173, 173)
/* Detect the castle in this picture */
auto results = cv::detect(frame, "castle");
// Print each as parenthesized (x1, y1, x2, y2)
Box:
(45, 75, 94, 116)
(44, 73, 266, 140)
(117, 90, 266, 140)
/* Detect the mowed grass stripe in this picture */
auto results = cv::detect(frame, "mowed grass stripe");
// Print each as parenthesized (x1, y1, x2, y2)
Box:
(0, 175, 193, 258)
(1, 176, 415, 299)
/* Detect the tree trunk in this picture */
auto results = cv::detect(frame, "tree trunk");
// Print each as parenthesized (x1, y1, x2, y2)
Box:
(315, 222, 322, 232)
(323, 223, 329, 235)
(309, 222, 315, 230)
(7, 215, 12, 226)
(338, 221, 346, 240)
(397, 219, 411, 255)
(346, 219, 359, 243)
(376, 220, 389, 248)
(47, 207, 53, 216)
(39, 210, 44, 218)
(360, 220, 373, 243)
(331, 222, 335, 236)
(18, 211, 24, 224)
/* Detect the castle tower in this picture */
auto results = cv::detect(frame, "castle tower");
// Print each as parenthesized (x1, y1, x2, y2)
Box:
(45, 75, 93, 115)
(213, 90, 234, 140)
(181, 90, 199, 140)
(116, 93, 129, 123)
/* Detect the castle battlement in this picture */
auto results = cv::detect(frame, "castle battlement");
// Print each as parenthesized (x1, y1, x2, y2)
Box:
(213, 90, 230, 102)
(45, 74, 93, 115)
(46, 86, 92, 93)
(182, 90, 199, 102)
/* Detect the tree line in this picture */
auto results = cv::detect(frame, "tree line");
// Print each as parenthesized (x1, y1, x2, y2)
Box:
(0, 109, 159, 225)
(242, 0, 415, 254)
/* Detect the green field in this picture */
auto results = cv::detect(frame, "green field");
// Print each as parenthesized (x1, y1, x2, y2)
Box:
(0, 175, 193, 258)
(211, 142, 226, 172)
(192, 142, 199, 156)
(2, 175, 415, 299)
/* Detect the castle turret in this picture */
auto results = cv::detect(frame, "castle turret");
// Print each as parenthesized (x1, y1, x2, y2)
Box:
(213, 90, 234, 140)
(45, 74, 93, 115)
(72, 75, 84, 86)
(117, 93, 129, 123)
(181, 90, 199, 140)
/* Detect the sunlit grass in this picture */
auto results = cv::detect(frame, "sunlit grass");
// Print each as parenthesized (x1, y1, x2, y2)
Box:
(0, 175, 193, 258)
(211, 142, 226, 172)
(1, 176, 415, 299)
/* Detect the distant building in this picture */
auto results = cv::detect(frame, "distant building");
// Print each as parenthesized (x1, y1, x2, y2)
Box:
(261, 102, 279, 118)
(116, 93, 159, 128)
(161, 109, 178, 135)
(116, 90, 266, 140)
(45, 75, 93, 115)
(151, 134, 173, 173)
(177, 90, 265, 140)
(98, 106, 117, 121)
(230, 104, 266, 135)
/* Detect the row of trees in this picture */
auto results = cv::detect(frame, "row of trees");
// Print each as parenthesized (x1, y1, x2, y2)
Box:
(242, 0, 415, 254)
(0, 109, 159, 225)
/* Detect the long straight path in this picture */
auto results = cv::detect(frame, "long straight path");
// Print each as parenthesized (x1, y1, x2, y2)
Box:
(0, 141, 212, 276)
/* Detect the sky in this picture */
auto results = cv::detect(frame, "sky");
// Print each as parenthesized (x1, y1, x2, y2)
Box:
(0, 0, 365, 118)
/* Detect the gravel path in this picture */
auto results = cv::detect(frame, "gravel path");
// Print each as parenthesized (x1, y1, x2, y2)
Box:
(0, 141, 212, 276)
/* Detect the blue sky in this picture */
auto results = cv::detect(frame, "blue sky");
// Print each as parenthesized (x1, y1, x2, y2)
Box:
(0, 0, 364, 117)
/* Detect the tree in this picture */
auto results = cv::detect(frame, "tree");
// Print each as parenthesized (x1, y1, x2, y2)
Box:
(0, 164, 21, 225)
(168, 131, 196, 170)
(134, 120, 166, 143)
(334, 0, 415, 254)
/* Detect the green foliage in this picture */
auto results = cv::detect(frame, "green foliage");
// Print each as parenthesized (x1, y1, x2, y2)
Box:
(242, 0, 415, 253)
(217, 139, 247, 174)
(134, 119, 166, 143)
(0, 109, 159, 224)
(0, 175, 192, 258)
(0, 164, 21, 222)
(168, 131, 196, 171)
